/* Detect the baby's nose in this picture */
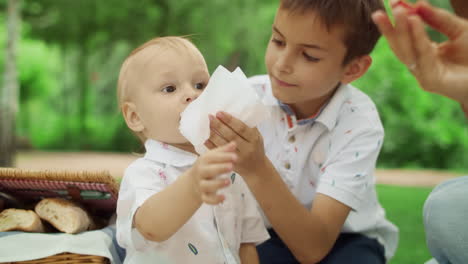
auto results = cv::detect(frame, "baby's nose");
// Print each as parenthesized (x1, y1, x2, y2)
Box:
(185, 93, 199, 103)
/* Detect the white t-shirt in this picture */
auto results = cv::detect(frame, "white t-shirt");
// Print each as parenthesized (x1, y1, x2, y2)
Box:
(250, 75, 399, 261)
(116, 139, 269, 264)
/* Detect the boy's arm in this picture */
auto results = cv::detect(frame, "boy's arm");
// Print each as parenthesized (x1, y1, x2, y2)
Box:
(207, 112, 378, 263)
(246, 160, 351, 263)
(239, 243, 260, 264)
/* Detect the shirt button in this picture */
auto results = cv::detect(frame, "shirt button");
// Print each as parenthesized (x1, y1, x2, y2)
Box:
(288, 135, 296, 143)
(284, 162, 291, 170)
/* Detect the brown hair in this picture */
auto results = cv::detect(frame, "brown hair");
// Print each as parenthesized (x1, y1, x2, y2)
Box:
(280, 0, 385, 65)
(117, 36, 196, 142)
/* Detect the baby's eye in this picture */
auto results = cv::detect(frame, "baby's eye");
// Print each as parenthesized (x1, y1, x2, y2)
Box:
(195, 83, 205, 90)
(162, 86, 176, 93)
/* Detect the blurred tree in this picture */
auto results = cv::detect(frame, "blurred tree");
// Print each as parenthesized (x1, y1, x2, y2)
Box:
(17, 0, 277, 151)
(21, 0, 168, 149)
(0, 0, 21, 166)
(3, 0, 465, 170)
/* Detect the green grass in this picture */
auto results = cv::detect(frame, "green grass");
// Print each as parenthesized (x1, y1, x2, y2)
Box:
(377, 185, 433, 264)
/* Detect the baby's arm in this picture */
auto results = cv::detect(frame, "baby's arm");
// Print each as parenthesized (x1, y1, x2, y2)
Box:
(239, 243, 259, 264)
(134, 142, 237, 242)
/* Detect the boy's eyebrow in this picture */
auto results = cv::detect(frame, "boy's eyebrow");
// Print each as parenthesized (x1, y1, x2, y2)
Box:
(273, 26, 327, 52)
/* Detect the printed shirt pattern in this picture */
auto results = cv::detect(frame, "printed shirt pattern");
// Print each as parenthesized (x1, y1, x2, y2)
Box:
(250, 75, 399, 261)
(116, 139, 269, 264)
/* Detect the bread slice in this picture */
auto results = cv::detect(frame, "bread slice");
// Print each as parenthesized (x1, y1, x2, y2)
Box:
(0, 208, 45, 232)
(35, 198, 93, 234)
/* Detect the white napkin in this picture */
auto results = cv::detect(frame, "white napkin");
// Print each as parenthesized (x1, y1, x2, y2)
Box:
(179, 65, 269, 154)
(0, 226, 123, 263)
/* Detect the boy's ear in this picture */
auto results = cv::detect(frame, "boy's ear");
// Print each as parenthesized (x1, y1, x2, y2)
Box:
(340, 55, 372, 84)
(122, 102, 145, 132)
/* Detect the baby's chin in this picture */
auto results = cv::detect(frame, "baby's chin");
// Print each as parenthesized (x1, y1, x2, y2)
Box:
(160, 137, 195, 151)
(148, 132, 197, 153)
(168, 141, 197, 153)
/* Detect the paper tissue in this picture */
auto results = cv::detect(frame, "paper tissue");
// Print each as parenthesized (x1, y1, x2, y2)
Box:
(179, 65, 269, 154)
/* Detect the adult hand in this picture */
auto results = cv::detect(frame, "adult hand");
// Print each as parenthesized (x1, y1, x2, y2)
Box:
(372, 1, 468, 108)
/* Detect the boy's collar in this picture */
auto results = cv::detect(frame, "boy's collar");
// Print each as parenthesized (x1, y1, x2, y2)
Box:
(144, 139, 198, 167)
(316, 83, 350, 130)
(278, 101, 328, 127)
(278, 83, 350, 130)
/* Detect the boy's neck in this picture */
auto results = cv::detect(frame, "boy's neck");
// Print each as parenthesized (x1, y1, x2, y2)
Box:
(288, 86, 338, 120)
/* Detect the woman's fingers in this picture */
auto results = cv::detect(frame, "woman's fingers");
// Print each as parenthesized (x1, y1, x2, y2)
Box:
(408, 14, 437, 77)
(372, 10, 412, 65)
(416, 1, 467, 40)
(393, 7, 417, 66)
(372, 10, 395, 38)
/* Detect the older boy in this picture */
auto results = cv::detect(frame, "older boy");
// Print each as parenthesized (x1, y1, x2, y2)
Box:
(207, 0, 399, 263)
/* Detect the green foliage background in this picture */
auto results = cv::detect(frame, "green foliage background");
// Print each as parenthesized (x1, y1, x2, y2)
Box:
(0, 0, 466, 170)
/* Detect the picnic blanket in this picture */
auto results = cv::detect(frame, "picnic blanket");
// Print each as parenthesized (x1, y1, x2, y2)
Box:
(0, 225, 125, 263)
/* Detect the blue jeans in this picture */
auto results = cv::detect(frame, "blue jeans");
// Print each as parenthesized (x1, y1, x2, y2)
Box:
(257, 229, 385, 264)
(424, 176, 468, 264)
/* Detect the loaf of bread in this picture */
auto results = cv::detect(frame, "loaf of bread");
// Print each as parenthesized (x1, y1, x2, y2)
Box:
(35, 198, 94, 234)
(0, 208, 45, 232)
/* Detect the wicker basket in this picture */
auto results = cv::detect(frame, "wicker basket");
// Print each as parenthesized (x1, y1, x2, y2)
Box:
(3, 253, 110, 264)
(0, 168, 119, 264)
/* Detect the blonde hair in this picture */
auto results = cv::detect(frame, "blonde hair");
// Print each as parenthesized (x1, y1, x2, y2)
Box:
(116, 36, 197, 142)
(117, 36, 196, 109)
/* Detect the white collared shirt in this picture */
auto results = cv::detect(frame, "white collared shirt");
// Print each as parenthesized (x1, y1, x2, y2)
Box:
(116, 140, 269, 264)
(250, 75, 399, 261)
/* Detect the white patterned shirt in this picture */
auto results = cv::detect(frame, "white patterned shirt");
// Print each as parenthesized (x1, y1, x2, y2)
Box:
(250, 75, 399, 261)
(116, 139, 269, 264)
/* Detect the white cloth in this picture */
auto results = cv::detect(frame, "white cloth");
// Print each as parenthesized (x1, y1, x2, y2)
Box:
(0, 225, 122, 263)
(250, 75, 399, 261)
(116, 139, 269, 264)
(179, 66, 269, 154)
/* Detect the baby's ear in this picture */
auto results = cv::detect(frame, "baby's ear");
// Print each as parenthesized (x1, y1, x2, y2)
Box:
(122, 102, 145, 132)
(340, 55, 372, 84)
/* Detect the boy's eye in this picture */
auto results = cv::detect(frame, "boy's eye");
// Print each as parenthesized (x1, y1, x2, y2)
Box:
(195, 83, 205, 90)
(303, 52, 320, 62)
(272, 38, 285, 46)
(162, 86, 176, 93)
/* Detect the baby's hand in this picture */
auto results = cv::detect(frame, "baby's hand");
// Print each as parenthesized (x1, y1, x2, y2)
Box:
(190, 142, 237, 205)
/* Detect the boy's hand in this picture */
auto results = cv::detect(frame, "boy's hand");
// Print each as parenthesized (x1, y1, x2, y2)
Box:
(190, 142, 237, 205)
(205, 111, 268, 178)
